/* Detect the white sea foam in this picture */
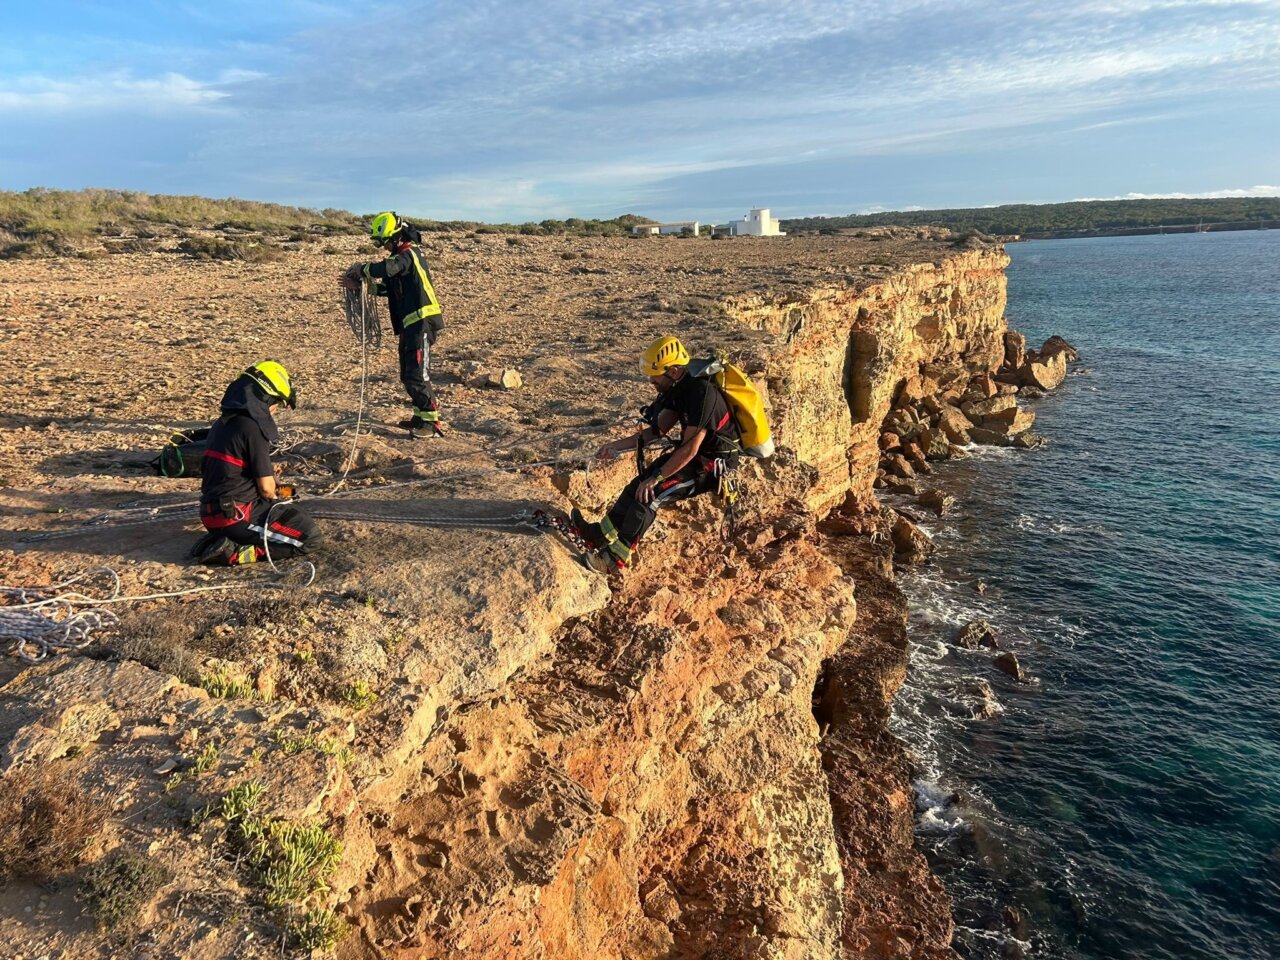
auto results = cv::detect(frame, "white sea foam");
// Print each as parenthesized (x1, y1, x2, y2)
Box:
(913, 778, 968, 833)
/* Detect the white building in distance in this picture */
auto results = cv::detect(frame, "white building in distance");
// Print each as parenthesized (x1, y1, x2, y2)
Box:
(727, 208, 785, 237)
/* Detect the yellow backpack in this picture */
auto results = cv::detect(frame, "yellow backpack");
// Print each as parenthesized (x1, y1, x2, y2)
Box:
(690, 357, 775, 458)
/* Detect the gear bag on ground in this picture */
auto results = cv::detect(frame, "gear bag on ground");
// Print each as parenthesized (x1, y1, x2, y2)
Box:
(687, 357, 775, 458)
(152, 428, 211, 477)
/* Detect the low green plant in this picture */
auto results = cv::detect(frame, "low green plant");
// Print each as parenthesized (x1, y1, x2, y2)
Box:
(215, 780, 342, 908)
(192, 740, 220, 775)
(273, 729, 353, 766)
(340, 680, 378, 710)
(201, 671, 256, 699)
(289, 906, 346, 951)
(78, 851, 170, 931)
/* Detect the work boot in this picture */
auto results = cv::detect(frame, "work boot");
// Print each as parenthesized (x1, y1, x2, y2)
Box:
(195, 535, 237, 566)
(579, 549, 615, 576)
(570, 508, 607, 550)
(398, 416, 445, 438)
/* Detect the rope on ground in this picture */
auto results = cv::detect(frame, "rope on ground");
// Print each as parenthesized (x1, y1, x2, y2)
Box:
(307, 506, 535, 529)
(0, 567, 273, 663)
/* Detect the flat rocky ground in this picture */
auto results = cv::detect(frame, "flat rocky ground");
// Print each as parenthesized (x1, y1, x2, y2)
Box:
(0, 230, 952, 550)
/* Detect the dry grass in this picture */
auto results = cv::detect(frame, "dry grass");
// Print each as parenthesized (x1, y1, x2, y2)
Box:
(0, 764, 106, 882)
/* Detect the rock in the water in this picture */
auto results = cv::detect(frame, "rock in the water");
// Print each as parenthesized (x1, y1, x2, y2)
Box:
(904, 441, 929, 472)
(918, 489, 955, 516)
(969, 426, 1012, 446)
(920, 427, 953, 461)
(937, 406, 974, 444)
(886, 453, 915, 479)
(955, 619, 998, 649)
(885, 478, 920, 496)
(963, 678, 1003, 719)
(891, 514, 934, 564)
(1003, 330, 1027, 369)
(1039, 335, 1079, 363)
(994, 651, 1024, 681)
(1019, 352, 1067, 390)
(1012, 432, 1046, 449)
(981, 406, 1036, 436)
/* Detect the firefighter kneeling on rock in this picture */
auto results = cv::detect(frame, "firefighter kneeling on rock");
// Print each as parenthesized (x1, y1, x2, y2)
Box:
(194, 361, 320, 566)
(573, 336, 761, 576)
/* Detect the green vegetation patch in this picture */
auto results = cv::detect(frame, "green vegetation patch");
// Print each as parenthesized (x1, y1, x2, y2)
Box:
(79, 850, 170, 932)
(215, 783, 345, 952)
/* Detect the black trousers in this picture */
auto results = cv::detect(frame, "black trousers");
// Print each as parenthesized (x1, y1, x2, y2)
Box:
(398, 323, 437, 416)
(600, 452, 719, 564)
(200, 499, 320, 560)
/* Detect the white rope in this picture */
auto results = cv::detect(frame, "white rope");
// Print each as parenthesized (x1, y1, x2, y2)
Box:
(0, 568, 263, 663)
(328, 279, 374, 496)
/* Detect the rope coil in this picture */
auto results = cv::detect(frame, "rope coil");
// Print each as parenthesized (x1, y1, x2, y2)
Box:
(343, 278, 382, 351)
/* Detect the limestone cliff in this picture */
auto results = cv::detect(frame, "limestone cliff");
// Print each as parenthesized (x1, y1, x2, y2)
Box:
(0, 238, 1014, 959)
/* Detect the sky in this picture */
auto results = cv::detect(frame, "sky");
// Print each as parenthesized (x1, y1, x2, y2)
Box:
(0, 0, 1277, 222)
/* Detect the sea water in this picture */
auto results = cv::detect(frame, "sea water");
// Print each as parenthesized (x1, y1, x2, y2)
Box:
(891, 230, 1280, 959)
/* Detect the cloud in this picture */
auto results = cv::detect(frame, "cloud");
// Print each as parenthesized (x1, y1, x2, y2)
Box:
(2, 0, 1279, 217)
(0, 70, 230, 113)
(1073, 186, 1280, 200)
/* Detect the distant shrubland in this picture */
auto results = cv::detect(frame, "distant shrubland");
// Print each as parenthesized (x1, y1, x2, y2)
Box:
(0, 188, 652, 259)
(0, 188, 360, 258)
(784, 198, 1280, 238)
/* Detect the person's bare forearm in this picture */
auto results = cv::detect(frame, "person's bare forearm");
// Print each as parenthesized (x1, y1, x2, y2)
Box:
(656, 437, 700, 479)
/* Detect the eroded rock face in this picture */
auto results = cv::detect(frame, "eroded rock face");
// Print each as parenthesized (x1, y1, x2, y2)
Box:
(723, 249, 1011, 510)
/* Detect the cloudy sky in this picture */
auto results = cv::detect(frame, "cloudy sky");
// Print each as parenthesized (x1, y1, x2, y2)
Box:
(1, 0, 1277, 221)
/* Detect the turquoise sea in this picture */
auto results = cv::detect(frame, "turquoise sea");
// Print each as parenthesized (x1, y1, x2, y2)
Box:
(891, 230, 1280, 959)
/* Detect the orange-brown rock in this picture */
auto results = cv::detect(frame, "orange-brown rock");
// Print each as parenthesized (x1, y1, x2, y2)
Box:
(1020, 351, 1068, 390)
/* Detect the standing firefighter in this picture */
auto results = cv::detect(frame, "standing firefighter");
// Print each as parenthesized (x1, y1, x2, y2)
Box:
(341, 212, 445, 437)
(195, 361, 320, 566)
(573, 336, 742, 575)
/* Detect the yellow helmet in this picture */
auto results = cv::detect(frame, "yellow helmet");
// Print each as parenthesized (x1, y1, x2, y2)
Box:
(244, 360, 296, 408)
(640, 336, 690, 377)
(370, 211, 400, 245)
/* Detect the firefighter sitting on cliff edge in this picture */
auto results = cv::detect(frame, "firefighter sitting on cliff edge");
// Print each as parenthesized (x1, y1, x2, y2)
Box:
(572, 336, 743, 575)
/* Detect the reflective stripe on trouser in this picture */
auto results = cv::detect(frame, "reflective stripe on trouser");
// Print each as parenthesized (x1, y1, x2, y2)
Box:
(398, 324, 437, 414)
(199, 500, 319, 560)
(603, 452, 716, 554)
